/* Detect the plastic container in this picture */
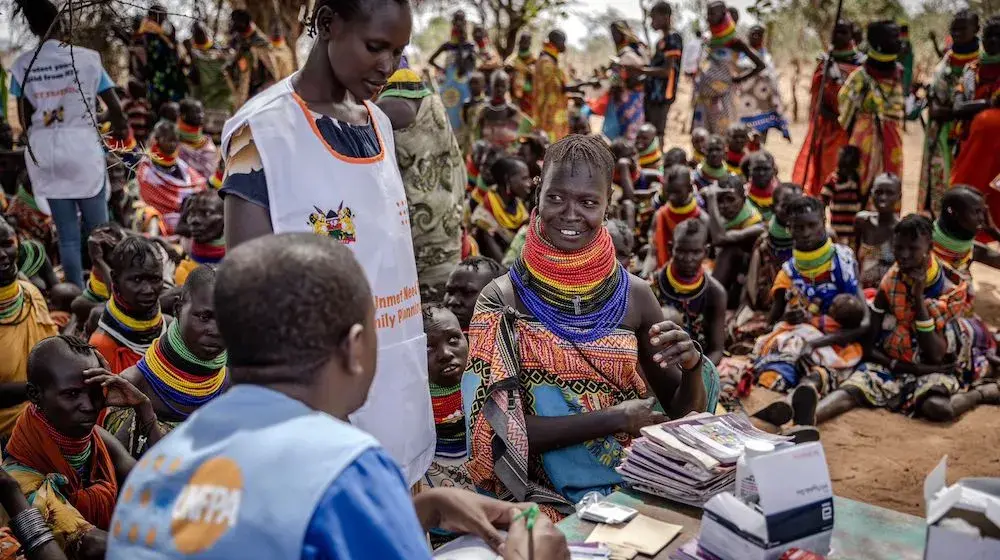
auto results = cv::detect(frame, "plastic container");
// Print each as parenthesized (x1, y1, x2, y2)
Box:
(736, 440, 775, 505)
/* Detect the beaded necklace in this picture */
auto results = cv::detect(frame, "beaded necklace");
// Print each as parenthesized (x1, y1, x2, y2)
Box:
(793, 238, 835, 281)
(149, 142, 178, 168)
(512, 216, 629, 344)
(177, 119, 209, 149)
(983, 51, 1000, 65)
(29, 404, 92, 479)
(949, 39, 981, 72)
(17, 239, 45, 279)
(82, 271, 110, 303)
(655, 264, 708, 344)
(831, 45, 859, 62)
(485, 190, 528, 231)
(99, 295, 165, 354)
(137, 320, 227, 418)
(0, 280, 25, 324)
(639, 139, 663, 171)
(868, 49, 898, 64)
(725, 149, 744, 170)
(725, 200, 762, 230)
(924, 253, 943, 287)
(209, 168, 224, 189)
(191, 237, 226, 264)
(709, 14, 737, 48)
(430, 381, 467, 459)
(698, 161, 729, 181)
(932, 220, 973, 270)
(747, 178, 777, 214)
(542, 42, 560, 60)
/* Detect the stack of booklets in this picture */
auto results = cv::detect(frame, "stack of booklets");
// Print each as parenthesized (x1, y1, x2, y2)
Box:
(616, 413, 792, 507)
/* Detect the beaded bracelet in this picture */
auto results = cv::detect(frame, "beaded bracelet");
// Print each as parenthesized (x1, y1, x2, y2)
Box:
(915, 318, 935, 333)
(10, 507, 55, 554)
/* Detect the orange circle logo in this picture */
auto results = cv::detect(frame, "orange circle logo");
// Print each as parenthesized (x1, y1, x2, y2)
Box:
(170, 457, 244, 554)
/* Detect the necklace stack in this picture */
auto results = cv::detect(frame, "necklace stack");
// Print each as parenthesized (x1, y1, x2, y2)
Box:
(542, 42, 560, 60)
(639, 139, 663, 171)
(149, 142, 178, 168)
(512, 216, 629, 344)
(485, 190, 528, 231)
(177, 120, 209, 149)
(17, 239, 45, 279)
(666, 197, 700, 232)
(31, 404, 92, 479)
(99, 295, 165, 353)
(725, 200, 762, 231)
(748, 179, 777, 215)
(794, 239, 835, 281)
(655, 264, 708, 344)
(191, 238, 226, 265)
(429, 383, 465, 459)
(709, 14, 737, 48)
(0, 281, 25, 324)
(932, 220, 973, 271)
(949, 40, 981, 73)
(138, 321, 227, 418)
(82, 271, 110, 303)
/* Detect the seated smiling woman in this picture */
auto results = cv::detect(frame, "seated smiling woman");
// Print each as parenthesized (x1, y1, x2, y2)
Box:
(463, 135, 719, 520)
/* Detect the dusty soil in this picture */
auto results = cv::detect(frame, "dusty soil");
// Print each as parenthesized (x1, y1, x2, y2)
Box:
(655, 105, 1000, 517)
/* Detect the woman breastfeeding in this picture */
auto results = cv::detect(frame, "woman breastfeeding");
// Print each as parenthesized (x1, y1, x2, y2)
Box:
(463, 135, 719, 520)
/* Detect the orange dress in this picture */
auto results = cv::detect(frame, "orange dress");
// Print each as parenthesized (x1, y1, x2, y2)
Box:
(90, 330, 144, 374)
(951, 59, 1000, 241)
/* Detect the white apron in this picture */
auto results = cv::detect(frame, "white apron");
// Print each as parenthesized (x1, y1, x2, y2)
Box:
(12, 40, 107, 200)
(222, 79, 434, 485)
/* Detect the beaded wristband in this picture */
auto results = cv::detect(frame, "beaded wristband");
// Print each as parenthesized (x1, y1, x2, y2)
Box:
(915, 318, 935, 333)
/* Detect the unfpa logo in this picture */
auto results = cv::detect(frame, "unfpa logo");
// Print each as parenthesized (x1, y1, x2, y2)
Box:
(170, 457, 244, 553)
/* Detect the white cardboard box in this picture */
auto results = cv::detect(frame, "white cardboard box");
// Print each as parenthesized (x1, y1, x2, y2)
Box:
(699, 442, 834, 560)
(923, 456, 1000, 560)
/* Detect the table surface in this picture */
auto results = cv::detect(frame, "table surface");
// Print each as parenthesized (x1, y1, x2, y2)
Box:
(557, 490, 927, 560)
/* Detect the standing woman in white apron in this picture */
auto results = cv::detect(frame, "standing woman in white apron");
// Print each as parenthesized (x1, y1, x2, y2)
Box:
(12, 0, 128, 288)
(220, 0, 435, 486)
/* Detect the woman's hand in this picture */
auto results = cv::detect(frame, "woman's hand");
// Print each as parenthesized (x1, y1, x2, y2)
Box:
(83, 368, 150, 409)
(502, 508, 570, 560)
(413, 488, 530, 553)
(649, 321, 702, 371)
(612, 397, 667, 436)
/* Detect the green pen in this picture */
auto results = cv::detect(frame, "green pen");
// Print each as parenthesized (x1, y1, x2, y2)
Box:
(513, 504, 540, 560)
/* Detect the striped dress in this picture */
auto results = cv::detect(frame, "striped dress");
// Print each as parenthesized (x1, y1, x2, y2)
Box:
(820, 171, 862, 244)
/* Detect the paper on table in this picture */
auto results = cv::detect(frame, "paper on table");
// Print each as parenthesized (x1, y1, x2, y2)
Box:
(585, 514, 683, 556)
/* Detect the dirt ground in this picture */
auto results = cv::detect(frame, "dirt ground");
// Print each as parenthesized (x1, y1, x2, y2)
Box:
(655, 108, 1000, 517)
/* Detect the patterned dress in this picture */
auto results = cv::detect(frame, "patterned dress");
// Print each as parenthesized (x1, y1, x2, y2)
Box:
(533, 51, 569, 142)
(462, 282, 719, 519)
(842, 263, 993, 415)
(838, 64, 904, 199)
(918, 55, 970, 215)
(383, 93, 466, 301)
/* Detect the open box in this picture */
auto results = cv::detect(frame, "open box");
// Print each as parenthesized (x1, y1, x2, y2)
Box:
(923, 456, 1000, 559)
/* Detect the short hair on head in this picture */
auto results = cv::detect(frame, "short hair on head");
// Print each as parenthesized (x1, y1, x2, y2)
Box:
(666, 163, 691, 184)
(650, 1, 672, 16)
(27, 335, 97, 387)
(108, 236, 161, 277)
(491, 156, 527, 188)
(674, 218, 708, 242)
(421, 302, 453, 329)
(549, 30, 566, 43)
(152, 120, 178, 142)
(787, 195, 825, 219)
(541, 134, 615, 188)
(873, 172, 901, 188)
(307, 0, 409, 36)
(941, 184, 983, 212)
(606, 218, 635, 249)
(987, 15, 1000, 32)
(468, 70, 486, 82)
(894, 213, 933, 241)
(490, 69, 510, 89)
(609, 138, 636, 160)
(953, 9, 979, 28)
(17, 0, 60, 38)
(719, 174, 745, 192)
(664, 147, 687, 163)
(181, 265, 216, 301)
(215, 234, 372, 381)
(706, 134, 725, 148)
(458, 256, 507, 279)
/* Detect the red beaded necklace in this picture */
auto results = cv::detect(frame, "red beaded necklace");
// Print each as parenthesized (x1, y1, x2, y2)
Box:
(521, 213, 617, 293)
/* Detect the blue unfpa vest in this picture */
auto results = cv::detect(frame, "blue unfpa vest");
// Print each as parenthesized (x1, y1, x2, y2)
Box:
(106, 385, 378, 559)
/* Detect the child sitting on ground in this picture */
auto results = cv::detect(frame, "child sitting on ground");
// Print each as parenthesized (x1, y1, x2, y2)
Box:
(470, 157, 532, 263)
(635, 123, 664, 179)
(690, 127, 709, 167)
(650, 164, 708, 270)
(855, 173, 901, 291)
(745, 151, 780, 221)
(725, 123, 751, 175)
(703, 174, 766, 308)
(693, 135, 733, 190)
(820, 145, 864, 246)
(664, 147, 688, 169)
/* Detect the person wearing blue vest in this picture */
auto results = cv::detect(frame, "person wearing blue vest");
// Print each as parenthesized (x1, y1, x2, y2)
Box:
(106, 232, 570, 559)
